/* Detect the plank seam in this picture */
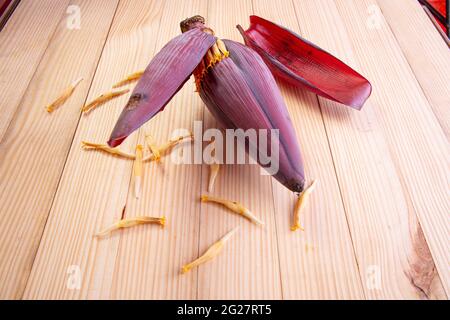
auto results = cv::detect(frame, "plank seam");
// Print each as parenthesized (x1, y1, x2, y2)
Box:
(267, 176, 285, 299)
(111, 0, 167, 299)
(315, 94, 367, 299)
(196, 0, 212, 299)
(375, 0, 449, 142)
(373, 0, 449, 297)
(332, 0, 448, 298)
(3, 0, 74, 298)
(196, 109, 206, 300)
(0, 0, 72, 144)
(250, 0, 285, 300)
(20, 0, 122, 299)
(291, 0, 367, 299)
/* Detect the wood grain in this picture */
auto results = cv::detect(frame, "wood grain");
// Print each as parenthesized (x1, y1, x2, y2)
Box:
(0, 0, 70, 141)
(0, 0, 119, 299)
(0, 0, 446, 299)
(110, 0, 208, 300)
(23, 0, 166, 299)
(290, 0, 446, 299)
(335, 0, 449, 296)
(252, 0, 364, 299)
(377, 0, 450, 139)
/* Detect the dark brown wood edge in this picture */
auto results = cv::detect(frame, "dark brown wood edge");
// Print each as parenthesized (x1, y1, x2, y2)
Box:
(0, 0, 20, 32)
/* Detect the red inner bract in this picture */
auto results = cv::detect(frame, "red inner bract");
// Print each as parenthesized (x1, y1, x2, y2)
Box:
(239, 15, 372, 109)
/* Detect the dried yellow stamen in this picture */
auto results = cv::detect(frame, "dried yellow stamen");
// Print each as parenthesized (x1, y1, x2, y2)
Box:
(181, 226, 238, 274)
(112, 70, 144, 88)
(216, 39, 230, 57)
(211, 43, 221, 59)
(205, 50, 216, 68)
(291, 180, 317, 231)
(142, 132, 193, 162)
(208, 163, 220, 192)
(193, 60, 207, 92)
(82, 134, 192, 162)
(207, 141, 220, 192)
(201, 195, 264, 226)
(81, 141, 136, 159)
(46, 77, 83, 113)
(159, 133, 193, 153)
(145, 133, 161, 162)
(96, 216, 166, 238)
(193, 39, 229, 91)
(82, 89, 130, 114)
(134, 144, 143, 199)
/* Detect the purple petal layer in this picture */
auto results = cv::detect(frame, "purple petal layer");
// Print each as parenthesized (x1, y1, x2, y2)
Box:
(199, 39, 305, 192)
(108, 28, 216, 147)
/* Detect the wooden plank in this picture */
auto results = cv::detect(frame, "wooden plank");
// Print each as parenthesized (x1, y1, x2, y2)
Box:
(252, 0, 364, 299)
(286, 0, 446, 299)
(0, 0, 119, 299)
(194, 0, 283, 299)
(0, 0, 70, 141)
(332, 0, 449, 297)
(7, 0, 447, 300)
(291, 0, 446, 300)
(109, 0, 208, 299)
(23, 0, 166, 299)
(0, 0, 118, 299)
(377, 0, 450, 139)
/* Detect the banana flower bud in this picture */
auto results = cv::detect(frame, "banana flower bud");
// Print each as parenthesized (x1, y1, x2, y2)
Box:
(107, 15, 371, 193)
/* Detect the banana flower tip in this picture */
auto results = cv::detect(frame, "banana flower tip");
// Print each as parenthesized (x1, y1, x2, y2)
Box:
(107, 136, 126, 148)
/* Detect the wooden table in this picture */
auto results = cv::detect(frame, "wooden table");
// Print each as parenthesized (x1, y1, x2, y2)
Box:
(0, 0, 448, 300)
